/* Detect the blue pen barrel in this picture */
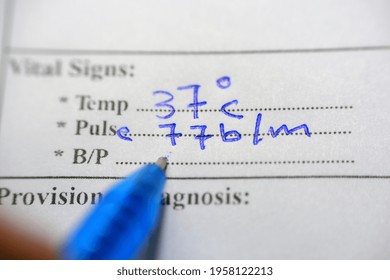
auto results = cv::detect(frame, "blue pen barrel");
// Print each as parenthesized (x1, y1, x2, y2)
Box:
(61, 164, 166, 260)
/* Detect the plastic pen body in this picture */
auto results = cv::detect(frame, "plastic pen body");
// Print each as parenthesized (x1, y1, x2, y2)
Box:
(61, 159, 167, 259)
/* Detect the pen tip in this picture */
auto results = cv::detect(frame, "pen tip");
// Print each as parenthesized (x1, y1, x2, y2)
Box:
(155, 157, 168, 172)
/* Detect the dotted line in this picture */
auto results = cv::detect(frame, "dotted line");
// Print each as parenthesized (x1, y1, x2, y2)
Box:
(137, 106, 353, 113)
(115, 160, 355, 166)
(124, 131, 352, 137)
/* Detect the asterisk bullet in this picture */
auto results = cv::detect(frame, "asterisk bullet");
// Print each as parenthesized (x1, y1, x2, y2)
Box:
(54, 150, 64, 156)
(57, 121, 66, 128)
(59, 97, 68, 103)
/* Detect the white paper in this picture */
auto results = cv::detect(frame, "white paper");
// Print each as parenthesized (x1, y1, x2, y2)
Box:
(1, 0, 390, 259)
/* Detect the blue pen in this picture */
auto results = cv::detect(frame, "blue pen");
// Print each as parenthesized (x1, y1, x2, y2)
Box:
(61, 157, 167, 260)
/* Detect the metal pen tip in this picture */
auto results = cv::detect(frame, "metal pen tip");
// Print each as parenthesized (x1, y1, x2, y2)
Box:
(155, 157, 168, 172)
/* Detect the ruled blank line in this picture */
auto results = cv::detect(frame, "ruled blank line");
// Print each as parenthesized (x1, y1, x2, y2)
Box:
(7, 45, 390, 56)
(137, 106, 353, 113)
(125, 131, 352, 137)
(0, 175, 389, 180)
(115, 160, 355, 166)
